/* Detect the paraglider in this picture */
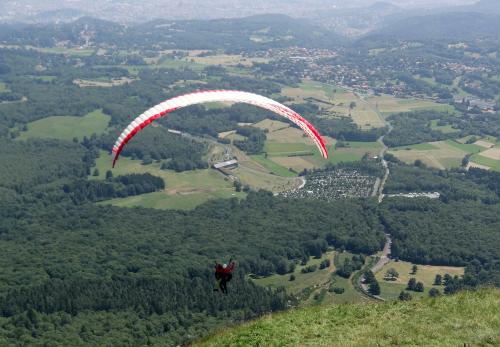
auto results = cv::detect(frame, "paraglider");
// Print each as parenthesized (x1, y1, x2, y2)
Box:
(214, 258, 235, 294)
(111, 90, 328, 167)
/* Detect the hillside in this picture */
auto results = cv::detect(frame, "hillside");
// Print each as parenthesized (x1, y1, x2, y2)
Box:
(365, 12, 500, 41)
(195, 289, 500, 347)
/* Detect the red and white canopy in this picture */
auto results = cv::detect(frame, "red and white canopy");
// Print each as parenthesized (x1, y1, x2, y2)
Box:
(112, 90, 328, 167)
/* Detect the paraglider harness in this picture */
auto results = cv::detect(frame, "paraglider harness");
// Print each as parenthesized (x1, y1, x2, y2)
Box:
(214, 259, 235, 294)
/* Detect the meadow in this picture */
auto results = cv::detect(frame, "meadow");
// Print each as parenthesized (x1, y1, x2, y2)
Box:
(18, 110, 111, 141)
(375, 260, 464, 301)
(93, 151, 246, 210)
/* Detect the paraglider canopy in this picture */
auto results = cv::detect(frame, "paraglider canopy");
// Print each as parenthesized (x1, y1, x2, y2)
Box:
(112, 90, 328, 167)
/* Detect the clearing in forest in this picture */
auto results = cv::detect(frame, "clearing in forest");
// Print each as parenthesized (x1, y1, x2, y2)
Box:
(18, 110, 110, 141)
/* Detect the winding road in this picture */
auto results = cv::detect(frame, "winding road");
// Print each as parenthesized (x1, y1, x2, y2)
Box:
(354, 91, 394, 299)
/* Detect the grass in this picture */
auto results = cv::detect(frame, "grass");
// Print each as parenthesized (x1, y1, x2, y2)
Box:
(429, 120, 460, 134)
(470, 154, 500, 172)
(93, 151, 246, 210)
(444, 139, 483, 154)
(195, 289, 500, 347)
(250, 155, 297, 177)
(389, 140, 472, 170)
(375, 260, 464, 301)
(18, 110, 110, 141)
(391, 143, 439, 151)
(253, 252, 335, 295)
(368, 95, 455, 116)
(253, 251, 366, 307)
(34, 46, 95, 57)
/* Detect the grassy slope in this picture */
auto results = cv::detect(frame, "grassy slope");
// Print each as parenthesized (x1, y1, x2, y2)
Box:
(195, 289, 500, 347)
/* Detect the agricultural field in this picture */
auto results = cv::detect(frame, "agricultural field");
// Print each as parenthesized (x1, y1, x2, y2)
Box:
(182, 53, 269, 67)
(18, 109, 111, 141)
(366, 95, 455, 116)
(253, 118, 380, 172)
(230, 147, 300, 191)
(30, 46, 96, 57)
(375, 260, 464, 301)
(281, 80, 337, 103)
(281, 81, 385, 129)
(389, 140, 479, 169)
(470, 154, 500, 171)
(93, 151, 246, 210)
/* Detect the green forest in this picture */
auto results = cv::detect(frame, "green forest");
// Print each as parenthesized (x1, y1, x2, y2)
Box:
(0, 15, 499, 346)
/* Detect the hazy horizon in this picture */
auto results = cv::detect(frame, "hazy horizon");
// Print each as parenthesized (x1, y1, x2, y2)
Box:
(0, 0, 480, 23)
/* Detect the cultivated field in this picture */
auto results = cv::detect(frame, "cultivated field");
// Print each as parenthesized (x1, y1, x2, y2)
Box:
(18, 109, 110, 141)
(366, 95, 455, 116)
(281, 81, 385, 129)
(389, 140, 480, 169)
(252, 118, 380, 172)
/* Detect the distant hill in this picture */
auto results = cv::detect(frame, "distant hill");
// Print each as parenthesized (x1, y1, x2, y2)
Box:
(0, 14, 341, 50)
(364, 12, 500, 41)
(195, 289, 500, 347)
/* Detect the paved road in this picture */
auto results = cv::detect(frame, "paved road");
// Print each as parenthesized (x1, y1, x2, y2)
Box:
(353, 91, 394, 300)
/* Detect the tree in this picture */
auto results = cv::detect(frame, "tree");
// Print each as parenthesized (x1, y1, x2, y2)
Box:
(319, 259, 331, 270)
(407, 278, 417, 291)
(349, 101, 356, 110)
(105, 170, 114, 180)
(429, 288, 441, 297)
(434, 274, 442, 285)
(385, 268, 399, 280)
(399, 291, 412, 301)
(415, 281, 424, 292)
(92, 168, 99, 177)
(364, 270, 376, 284)
(289, 274, 296, 281)
(368, 280, 381, 296)
(411, 265, 418, 275)
(234, 181, 242, 192)
(443, 274, 452, 286)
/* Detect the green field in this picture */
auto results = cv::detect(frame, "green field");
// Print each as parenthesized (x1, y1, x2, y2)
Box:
(253, 252, 335, 295)
(391, 143, 439, 151)
(94, 151, 246, 210)
(28, 75, 57, 82)
(18, 110, 111, 141)
(253, 251, 366, 306)
(444, 139, 483, 154)
(264, 142, 378, 169)
(470, 154, 500, 172)
(196, 289, 500, 347)
(157, 58, 205, 71)
(0, 82, 8, 92)
(250, 154, 297, 177)
(375, 260, 464, 301)
(429, 120, 460, 134)
(35, 46, 95, 57)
